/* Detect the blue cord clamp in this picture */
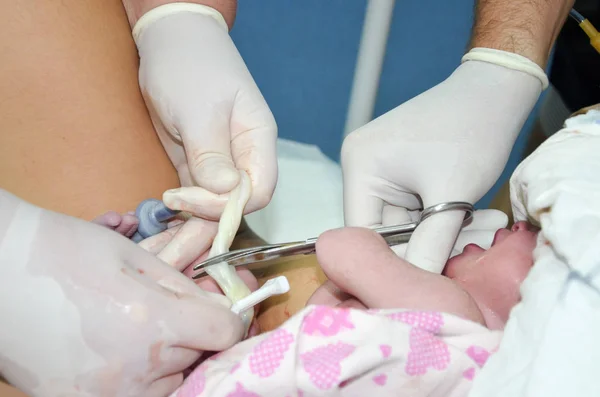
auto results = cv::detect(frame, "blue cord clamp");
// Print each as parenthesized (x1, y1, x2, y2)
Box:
(132, 198, 181, 242)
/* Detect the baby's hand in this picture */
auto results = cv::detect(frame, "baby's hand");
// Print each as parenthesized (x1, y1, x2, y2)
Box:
(309, 227, 485, 325)
(91, 211, 139, 238)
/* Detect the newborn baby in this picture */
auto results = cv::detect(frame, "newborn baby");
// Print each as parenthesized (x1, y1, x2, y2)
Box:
(308, 221, 538, 330)
(166, 221, 537, 397)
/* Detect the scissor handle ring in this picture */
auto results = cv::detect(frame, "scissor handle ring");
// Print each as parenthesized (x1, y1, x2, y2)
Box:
(419, 201, 474, 226)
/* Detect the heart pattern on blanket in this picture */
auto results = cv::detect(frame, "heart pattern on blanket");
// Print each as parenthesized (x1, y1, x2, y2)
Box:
(463, 367, 476, 380)
(249, 329, 295, 378)
(226, 382, 262, 397)
(387, 311, 444, 333)
(177, 365, 206, 397)
(466, 345, 490, 367)
(302, 306, 355, 336)
(373, 374, 387, 386)
(379, 344, 392, 358)
(300, 342, 356, 389)
(405, 328, 451, 376)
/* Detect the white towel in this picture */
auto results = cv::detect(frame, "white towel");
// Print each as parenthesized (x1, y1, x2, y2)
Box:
(244, 139, 344, 243)
(470, 110, 600, 397)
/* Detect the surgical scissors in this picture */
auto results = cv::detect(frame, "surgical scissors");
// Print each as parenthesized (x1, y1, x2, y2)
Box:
(191, 201, 474, 279)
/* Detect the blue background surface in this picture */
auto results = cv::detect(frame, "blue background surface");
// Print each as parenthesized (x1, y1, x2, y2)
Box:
(230, 0, 545, 208)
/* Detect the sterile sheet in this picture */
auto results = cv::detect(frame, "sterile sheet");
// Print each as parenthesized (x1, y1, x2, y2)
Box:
(469, 109, 600, 397)
(172, 306, 501, 397)
(244, 139, 344, 243)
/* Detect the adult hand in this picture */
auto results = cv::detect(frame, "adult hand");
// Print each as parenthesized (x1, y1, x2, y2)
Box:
(133, 4, 278, 262)
(389, 209, 508, 259)
(342, 48, 547, 273)
(138, 218, 258, 296)
(0, 190, 243, 397)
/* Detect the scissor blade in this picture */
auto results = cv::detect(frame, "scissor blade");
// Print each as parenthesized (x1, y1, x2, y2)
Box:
(191, 240, 305, 273)
(375, 222, 418, 237)
(192, 241, 317, 278)
(224, 223, 418, 268)
(228, 241, 317, 268)
(192, 247, 265, 271)
(192, 222, 419, 277)
(380, 223, 418, 246)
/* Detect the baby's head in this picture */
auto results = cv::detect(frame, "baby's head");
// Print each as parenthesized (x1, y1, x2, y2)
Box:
(444, 221, 538, 329)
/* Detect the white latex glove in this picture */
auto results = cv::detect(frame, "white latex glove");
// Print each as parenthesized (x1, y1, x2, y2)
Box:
(390, 208, 508, 259)
(342, 48, 548, 274)
(133, 3, 277, 263)
(0, 190, 243, 397)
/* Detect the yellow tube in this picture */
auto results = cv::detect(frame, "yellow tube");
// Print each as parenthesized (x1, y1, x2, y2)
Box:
(579, 19, 600, 54)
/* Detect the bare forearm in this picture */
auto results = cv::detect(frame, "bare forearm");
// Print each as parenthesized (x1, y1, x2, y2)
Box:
(122, 0, 237, 29)
(469, 0, 574, 67)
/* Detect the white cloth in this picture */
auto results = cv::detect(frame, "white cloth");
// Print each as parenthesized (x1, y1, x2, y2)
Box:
(245, 139, 344, 243)
(470, 110, 600, 396)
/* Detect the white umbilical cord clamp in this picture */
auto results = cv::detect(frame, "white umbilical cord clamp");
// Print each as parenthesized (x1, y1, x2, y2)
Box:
(462, 48, 549, 90)
(231, 276, 290, 315)
(132, 2, 228, 43)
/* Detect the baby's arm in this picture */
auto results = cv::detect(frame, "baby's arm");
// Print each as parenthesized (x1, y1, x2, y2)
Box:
(309, 227, 485, 324)
(91, 211, 139, 238)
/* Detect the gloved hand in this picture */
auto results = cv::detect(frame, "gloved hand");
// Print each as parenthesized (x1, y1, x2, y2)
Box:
(132, 3, 278, 262)
(390, 209, 508, 259)
(138, 217, 259, 295)
(0, 190, 243, 397)
(342, 48, 548, 273)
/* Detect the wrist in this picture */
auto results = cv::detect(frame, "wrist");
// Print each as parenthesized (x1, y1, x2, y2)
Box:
(469, 0, 574, 68)
(123, 0, 236, 30)
(462, 48, 549, 90)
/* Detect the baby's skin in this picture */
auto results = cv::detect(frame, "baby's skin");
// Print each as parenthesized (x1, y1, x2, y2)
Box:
(308, 221, 538, 330)
(91, 211, 139, 238)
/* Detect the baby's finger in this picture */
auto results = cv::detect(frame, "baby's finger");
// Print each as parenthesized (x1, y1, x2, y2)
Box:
(115, 213, 139, 237)
(91, 211, 121, 228)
